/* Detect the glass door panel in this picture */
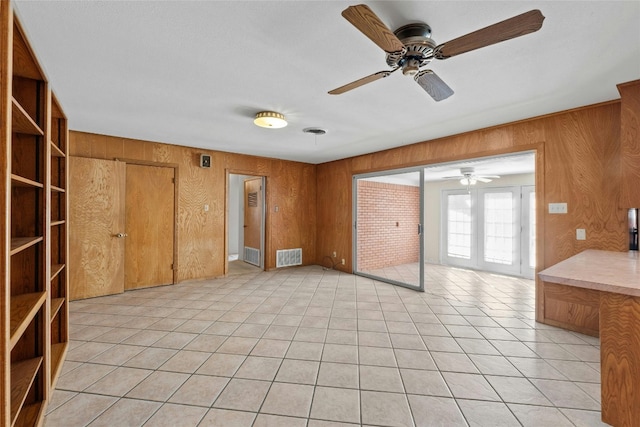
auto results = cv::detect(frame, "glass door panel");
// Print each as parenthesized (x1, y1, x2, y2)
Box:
(441, 190, 475, 269)
(354, 170, 424, 291)
(478, 188, 520, 275)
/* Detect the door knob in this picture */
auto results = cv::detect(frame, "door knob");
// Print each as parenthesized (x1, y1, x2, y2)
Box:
(114, 232, 128, 238)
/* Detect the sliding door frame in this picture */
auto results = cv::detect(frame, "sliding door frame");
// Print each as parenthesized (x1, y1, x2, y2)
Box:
(352, 167, 425, 292)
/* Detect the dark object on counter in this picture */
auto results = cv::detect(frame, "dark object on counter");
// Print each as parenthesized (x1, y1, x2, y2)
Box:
(630, 208, 639, 251)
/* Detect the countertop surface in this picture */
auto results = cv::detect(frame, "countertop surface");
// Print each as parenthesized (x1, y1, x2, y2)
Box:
(539, 249, 640, 297)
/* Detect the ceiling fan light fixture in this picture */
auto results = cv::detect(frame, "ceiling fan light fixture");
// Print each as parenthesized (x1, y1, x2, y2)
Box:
(254, 111, 287, 129)
(460, 177, 477, 186)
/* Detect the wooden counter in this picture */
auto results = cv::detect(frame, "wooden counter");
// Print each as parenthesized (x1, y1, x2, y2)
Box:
(539, 250, 639, 427)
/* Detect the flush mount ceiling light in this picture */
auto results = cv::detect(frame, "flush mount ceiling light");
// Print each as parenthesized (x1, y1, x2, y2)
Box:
(254, 111, 287, 129)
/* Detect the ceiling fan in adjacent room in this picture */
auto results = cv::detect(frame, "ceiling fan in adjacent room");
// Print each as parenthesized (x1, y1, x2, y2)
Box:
(328, 4, 545, 101)
(443, 167, 500, 191)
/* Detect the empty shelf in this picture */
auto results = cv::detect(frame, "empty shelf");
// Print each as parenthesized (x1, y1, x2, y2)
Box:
(10, 292, 46, 349)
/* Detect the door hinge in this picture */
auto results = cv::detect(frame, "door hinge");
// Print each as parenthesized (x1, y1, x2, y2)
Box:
(171, 178, 175, 184)
(170, 264, 174, 270)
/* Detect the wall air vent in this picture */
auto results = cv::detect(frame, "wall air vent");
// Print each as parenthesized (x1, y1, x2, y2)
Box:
(244, 247, 260, 266)
(276, 248, 302, 268)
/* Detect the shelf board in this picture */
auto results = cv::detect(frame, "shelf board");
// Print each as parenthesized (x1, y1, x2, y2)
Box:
(51, 220, 65, 227)
(10, 236, 43, 256)
(50, 141, 66, 158)
(11, 174, 44, 189)
(51, 264, 65, 281)
(50, 342, 68, 389)
(50, 298, 65, 321)
(10, 292, 46, 349)
(10, 357, 43, 425)
(11, 97, 43, 136)
(51, 185, 65, 193)
(13, 401, 44, 427)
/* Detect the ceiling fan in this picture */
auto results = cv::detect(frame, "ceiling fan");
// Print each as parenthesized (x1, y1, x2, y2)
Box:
(328, 4, 545, 101)
(443, 167, 500, 188)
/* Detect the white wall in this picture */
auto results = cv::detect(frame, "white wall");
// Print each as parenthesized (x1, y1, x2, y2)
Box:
(423, 173, 535, 263)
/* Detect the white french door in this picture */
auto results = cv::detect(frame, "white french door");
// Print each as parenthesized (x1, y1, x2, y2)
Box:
(442, 186, 535, 278)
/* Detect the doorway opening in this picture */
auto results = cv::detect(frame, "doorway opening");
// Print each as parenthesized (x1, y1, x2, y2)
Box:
(353, 151, 536, 291)
(227, 173, 265, 275)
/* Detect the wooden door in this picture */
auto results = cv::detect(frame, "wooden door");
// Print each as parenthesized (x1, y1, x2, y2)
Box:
(69, 157, 126, 300)
(125, 164, 175, 290)
(243, 177, 262, 266)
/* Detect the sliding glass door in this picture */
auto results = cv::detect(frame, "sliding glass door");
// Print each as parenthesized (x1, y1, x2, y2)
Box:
(353, 170, 424, 291)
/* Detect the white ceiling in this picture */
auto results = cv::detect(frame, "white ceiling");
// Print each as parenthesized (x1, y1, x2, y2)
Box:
(13, 1, 640, 165)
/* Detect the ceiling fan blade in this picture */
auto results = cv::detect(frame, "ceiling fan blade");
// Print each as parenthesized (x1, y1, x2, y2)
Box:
(342, 4, 405, 54)
(328, 70, 393, 95)
(476, 177, 493, 183)
(434, 9, 544, 59)
(415, 70, 454, 101)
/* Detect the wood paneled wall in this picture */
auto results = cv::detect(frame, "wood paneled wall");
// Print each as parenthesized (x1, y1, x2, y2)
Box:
(69, 131, 316, 282)
(618, 80, 640, 207)
(316, 101, 628, 331)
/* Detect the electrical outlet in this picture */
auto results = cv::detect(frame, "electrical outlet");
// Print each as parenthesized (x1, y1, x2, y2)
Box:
(576, 228, 586, 240)
(332, 251, 336, 258)
(548, 203, 568, 214)
(204, 204, 209, 212)
(341, 259, 345, 265)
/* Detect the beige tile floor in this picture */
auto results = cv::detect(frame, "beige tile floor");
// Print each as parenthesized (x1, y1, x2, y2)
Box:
(45, 264, 607, 427)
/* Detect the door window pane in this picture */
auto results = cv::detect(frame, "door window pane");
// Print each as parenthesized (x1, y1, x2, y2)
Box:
(447, 194, 471, 259)
(483, 192, 514, 265)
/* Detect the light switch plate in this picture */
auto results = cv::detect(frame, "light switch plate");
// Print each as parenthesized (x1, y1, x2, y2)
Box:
(548, 203, 568, 214)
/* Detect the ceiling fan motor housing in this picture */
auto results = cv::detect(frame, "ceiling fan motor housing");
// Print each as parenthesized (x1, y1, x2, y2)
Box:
(460, 167, 475, 176)
(387, 22, 436, 72)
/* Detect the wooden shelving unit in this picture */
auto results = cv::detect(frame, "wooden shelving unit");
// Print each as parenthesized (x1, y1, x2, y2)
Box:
(48, 82, 69, 394)
(2, 3, 69, 425)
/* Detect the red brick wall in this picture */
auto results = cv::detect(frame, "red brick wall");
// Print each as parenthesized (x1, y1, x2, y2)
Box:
(357, 180, 420, 270)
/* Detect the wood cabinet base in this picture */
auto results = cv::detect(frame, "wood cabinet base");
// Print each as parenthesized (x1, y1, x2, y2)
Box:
(600, 292, 640, 426)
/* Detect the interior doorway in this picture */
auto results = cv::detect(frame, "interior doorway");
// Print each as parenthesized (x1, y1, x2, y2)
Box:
(227, 173, 265, 275)
(353, 151, 536, 290)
